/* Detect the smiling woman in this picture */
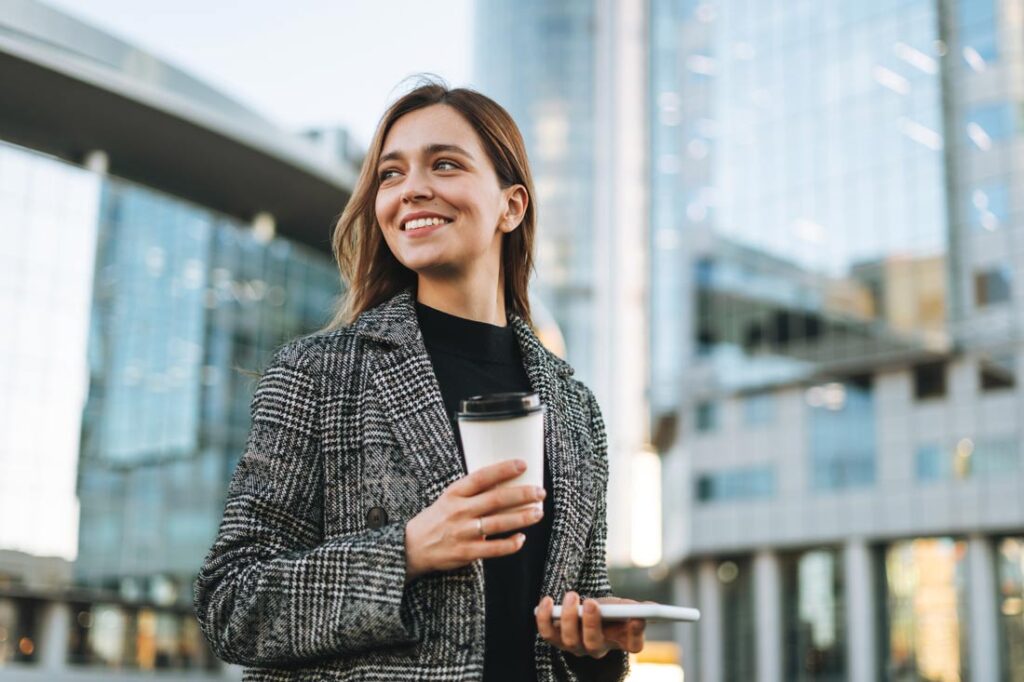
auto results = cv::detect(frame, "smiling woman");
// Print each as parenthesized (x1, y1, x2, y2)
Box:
(193, 77, 643, 681)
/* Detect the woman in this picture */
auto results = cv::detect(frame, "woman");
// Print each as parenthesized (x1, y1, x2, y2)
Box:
(194, 79, 646, 681)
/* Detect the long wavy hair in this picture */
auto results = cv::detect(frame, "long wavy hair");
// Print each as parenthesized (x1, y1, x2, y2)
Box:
(321, 77, 537, 330)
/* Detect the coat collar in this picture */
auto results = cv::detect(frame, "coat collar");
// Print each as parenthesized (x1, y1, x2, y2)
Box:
(352, 287, 575, 379)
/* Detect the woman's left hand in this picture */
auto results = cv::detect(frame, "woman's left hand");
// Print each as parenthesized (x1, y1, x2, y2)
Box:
(535, 592, 646, 659)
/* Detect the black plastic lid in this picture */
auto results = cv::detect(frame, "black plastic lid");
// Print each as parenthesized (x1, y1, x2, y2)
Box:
(457, 391, 544, 420)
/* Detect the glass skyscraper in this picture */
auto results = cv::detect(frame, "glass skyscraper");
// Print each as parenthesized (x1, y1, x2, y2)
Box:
(653, 0, 1023, 680)
(475, 0, 599, 385)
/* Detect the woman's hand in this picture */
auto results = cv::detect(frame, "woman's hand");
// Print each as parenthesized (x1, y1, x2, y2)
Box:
(535, 593, 647, 659)
(404, 459, 546, 582)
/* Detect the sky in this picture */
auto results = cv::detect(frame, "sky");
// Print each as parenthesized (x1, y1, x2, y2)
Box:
(43, 0, 475, 151)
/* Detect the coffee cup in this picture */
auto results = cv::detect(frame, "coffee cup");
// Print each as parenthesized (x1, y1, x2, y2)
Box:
(457, 392, 545, 508)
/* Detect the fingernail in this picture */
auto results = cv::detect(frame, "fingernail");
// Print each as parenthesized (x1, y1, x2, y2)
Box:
(531, 507, 543, 519)
(515, 459, 527, 471)
(535, 487, 546, 499)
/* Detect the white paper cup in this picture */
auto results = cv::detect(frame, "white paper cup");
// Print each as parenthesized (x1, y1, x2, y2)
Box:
(457, 392, 545, 509)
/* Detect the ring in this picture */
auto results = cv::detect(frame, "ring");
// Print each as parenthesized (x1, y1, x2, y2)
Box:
(476, 517, 486, 537)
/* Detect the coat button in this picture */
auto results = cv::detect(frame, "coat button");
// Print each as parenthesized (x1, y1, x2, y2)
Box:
(366, 506, 388, 529)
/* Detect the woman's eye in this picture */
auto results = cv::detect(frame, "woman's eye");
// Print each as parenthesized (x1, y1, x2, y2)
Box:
(435, 160, 459, 171)
(378, 169, 399, 181)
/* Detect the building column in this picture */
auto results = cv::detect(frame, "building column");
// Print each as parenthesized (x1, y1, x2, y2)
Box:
(966, 535, 999, 682)
(697, 559, 722, 682)
(753, 550, 782, 682)
(673, 565, 699, 679)
(844, 538, 877, 682)
(39, 601, 70, 670)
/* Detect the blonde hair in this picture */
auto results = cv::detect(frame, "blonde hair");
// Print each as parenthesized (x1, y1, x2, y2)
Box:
(321, 76, 537, 330)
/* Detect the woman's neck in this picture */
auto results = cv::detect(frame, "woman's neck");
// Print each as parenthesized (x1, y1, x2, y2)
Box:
(416, 274, 506, 327)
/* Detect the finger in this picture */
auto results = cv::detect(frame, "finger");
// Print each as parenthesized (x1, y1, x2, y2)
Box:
(560, 592, 581, 652)
(462, 506, 544, 540)
(465, 533, 526, 560)
(448, 459, 526, 497)
(535, 596, 559, 644)
(466, 484, 545, 517)
(581, 599, 606, 656)
(627, 618, 646, 653)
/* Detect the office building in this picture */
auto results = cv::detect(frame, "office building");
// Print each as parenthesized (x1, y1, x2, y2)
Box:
(651, 0, 1024, 680)
(0, 0, 351, 675)
(475, 0, 651, 569)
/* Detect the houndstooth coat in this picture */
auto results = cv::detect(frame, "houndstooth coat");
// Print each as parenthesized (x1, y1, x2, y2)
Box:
(194, 289, 628, 681)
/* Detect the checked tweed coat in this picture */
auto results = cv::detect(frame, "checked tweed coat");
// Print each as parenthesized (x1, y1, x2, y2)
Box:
(194, 289, 629, 681)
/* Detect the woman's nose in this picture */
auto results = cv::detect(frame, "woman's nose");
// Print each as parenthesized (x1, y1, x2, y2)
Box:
(400, 169, 433, 203)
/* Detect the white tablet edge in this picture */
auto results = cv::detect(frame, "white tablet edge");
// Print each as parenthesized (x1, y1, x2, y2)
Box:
(538, 603, 701, 622)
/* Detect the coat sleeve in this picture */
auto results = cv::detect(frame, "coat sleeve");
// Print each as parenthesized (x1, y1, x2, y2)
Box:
(558, 387, 629, 681)
(193, 342, 420, 667)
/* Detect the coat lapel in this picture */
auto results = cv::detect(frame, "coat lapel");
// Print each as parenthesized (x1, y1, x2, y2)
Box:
(354, 289, 596, 592)
(510, 315, 596, 597)
(355, 290, 465, 504)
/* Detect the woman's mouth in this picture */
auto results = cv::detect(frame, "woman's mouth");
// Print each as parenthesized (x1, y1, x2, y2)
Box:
(401, 216, 453, 235)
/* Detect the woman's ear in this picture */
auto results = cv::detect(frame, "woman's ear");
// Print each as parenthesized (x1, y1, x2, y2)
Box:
(500, 184, 529, 233)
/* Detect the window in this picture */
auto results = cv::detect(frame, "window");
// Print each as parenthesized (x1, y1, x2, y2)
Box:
(782, 550, 846, 680)
(915, 444, 950, 481)
(0, 598, 38, 665)
(880, 538, 969, 680)
(696, 466, 775, 502)
(980, 354, 1016, 391)
(718, 558, 756, 682)
(974, 267, 1012, 307)
(966, 103, 1017, 147)
(996, 537, 1024, 678)
(808, 379, 876, 491)
(970, 438, 1019, 476)
(917, 438, 1018, 481)
(695, 400, 718, 432)
(913, 362, 947, 400)
(958, 0, 999, 62)
(966, 183, 1009, 231)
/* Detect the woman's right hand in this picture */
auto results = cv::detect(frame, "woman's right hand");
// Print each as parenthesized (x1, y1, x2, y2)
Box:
(404, 458, 546, 582)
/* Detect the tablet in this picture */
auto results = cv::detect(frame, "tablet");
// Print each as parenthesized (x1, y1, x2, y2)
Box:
(537, 603, 701, 623)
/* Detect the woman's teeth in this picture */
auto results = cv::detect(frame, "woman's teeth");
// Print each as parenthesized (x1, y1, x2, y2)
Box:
(404, 217, 451, 231)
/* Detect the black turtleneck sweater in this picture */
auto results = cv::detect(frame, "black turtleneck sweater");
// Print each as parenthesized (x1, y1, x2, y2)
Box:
(416, 301, 553, 681)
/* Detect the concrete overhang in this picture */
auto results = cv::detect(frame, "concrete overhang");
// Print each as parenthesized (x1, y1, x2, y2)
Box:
(0, 3, 357, 255)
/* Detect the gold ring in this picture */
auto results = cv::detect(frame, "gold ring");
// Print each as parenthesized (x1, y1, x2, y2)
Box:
(477, 517, 486, 537)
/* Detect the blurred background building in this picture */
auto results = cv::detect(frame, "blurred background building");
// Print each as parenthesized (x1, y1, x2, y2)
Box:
(651, 1, 1024, 681)
(0, 0, 352, 677)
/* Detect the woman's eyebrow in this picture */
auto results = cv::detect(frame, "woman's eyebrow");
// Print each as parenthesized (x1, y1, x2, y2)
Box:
(378, 143, 474, 166)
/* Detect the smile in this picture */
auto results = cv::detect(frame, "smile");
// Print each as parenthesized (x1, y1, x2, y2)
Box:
(402, 217, 453, 231)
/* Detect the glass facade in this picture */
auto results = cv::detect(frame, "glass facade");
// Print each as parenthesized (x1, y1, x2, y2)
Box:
(655, 0, 1024, 676)
(651, 0, 950, 408)
(807, 379, 876, 491)
(0, 142, 100, 558)
(474, 0, 598, 385)
(781, 549, 846, 681)
(0, 597, 39, 664)
(75, 165, 339, 594)
(999, 538, 1024, 682)
(718, 557, 755, 682)
(695, 466, 774, 503)
(1, 138, 339, 670)
(880, 538, 970, 682)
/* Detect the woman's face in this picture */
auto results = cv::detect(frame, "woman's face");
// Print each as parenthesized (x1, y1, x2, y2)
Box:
(375, 104, 521, 282)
